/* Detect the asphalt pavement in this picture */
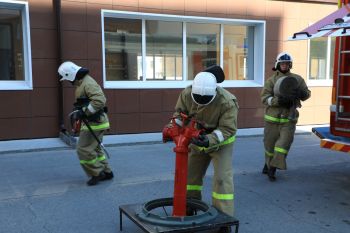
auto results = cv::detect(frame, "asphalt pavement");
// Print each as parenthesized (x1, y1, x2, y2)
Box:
(1, 126, 350, 233)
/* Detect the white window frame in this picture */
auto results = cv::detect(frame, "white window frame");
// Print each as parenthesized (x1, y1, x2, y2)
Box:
(307, 36, 333, 87)
(101, 10, 265, 89)
(0, 0, 32, 91)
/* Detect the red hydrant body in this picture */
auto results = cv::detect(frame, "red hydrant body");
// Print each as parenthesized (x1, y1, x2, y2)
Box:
(163, 113, 202, 216)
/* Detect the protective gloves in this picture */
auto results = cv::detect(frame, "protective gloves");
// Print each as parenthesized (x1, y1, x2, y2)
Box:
(277, 96, 294, 108)
(191, 134, 209, 147)
(75, 109, 86, 120)
(294, 89, 308, 100)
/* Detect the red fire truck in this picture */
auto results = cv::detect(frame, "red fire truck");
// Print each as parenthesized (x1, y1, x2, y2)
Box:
(291, 0, 350, 152)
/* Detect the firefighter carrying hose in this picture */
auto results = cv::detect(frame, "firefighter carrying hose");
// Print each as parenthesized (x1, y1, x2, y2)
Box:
(58, 61, 114, 186)
(261, 52, 311, 181)
(164, 65, 238, 233)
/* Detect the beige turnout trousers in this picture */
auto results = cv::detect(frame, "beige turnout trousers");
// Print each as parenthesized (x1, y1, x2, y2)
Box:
(263, 121, 296, 170)
(77, 130, 112, 177)
(187, 143, 234, 216)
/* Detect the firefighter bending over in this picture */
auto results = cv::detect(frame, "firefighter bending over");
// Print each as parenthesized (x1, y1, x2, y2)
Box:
(58, 61, 114, 186)
(165, 65, 238, 233)
(261, 52, 311, 181)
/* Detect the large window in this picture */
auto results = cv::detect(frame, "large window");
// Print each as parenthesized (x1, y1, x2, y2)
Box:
(308, 37, 335, 85)
(102, 11, 265, 88)
(0, 1, 32, 90)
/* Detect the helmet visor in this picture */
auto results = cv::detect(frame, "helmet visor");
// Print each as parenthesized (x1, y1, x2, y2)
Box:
(192, 94, 214, 105)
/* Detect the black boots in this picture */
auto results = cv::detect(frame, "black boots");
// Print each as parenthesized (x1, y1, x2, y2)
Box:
(263, 164, 277, 181)
(262, 164, 268, 174)
(87, 172, 106, 186)
(102, 171, 114, 180)
(87, 171, 114, 186)
(268, 166, 277, 182)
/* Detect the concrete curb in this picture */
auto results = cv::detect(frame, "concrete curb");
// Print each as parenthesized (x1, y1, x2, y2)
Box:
(0, 124, 326, 154)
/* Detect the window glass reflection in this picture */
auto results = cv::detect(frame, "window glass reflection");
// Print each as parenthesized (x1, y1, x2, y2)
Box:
(146, 20, 183, 80)
(187, 23, 220, 80)
(104, 18, 142, 81)
(223, 25, 249, 80)
(309, 37, 328, 80)
(0, 8, 24, 81)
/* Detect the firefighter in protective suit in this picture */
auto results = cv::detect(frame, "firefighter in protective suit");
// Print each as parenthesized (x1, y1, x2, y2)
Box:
(261, 52, 311, 181)
(167, 65, 238, 233)
(58, 61, 114, 186)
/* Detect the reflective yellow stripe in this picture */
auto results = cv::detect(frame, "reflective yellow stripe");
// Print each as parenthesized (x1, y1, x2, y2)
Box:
(212, 192, 234, 200)
(197, 135, 236, 152)
(274, 147, 288, 154)
(265, 150, 274, 157)
(80, 158, 98, 165)
(97, 155, 106, 161)
(81, 122, 110, 131)
(264, 115, 289, 123)
(80, 155, 106, 164)
(187, 185, 203, 191)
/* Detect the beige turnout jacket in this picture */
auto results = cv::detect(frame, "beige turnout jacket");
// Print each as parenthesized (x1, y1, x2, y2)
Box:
(174, 86, 239, 150)
(75, 75, 110, 131)
(261, 71, 311, 123)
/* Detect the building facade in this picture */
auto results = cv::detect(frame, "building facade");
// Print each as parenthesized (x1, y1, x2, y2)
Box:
(0, 0, 338, 140)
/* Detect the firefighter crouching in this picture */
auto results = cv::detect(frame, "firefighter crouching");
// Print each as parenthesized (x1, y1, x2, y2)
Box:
(164, 65, 238, 233)
(261, 52, 311, 181)
(58, 61, 114, 186)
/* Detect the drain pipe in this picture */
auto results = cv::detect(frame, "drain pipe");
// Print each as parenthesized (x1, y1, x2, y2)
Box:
(53, 0, 76, 147)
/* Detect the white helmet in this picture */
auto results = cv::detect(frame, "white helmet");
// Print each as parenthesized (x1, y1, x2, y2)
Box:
(274, 52, 293, 69)
(191, 72, 217, 106)
(58, 61, 82, 82)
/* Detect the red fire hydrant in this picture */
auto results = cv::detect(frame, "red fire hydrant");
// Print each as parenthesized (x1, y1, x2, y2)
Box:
(162, 113, 203, 216)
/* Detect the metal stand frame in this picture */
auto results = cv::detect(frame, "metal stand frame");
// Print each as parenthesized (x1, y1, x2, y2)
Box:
(119, 202, 239, 233)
